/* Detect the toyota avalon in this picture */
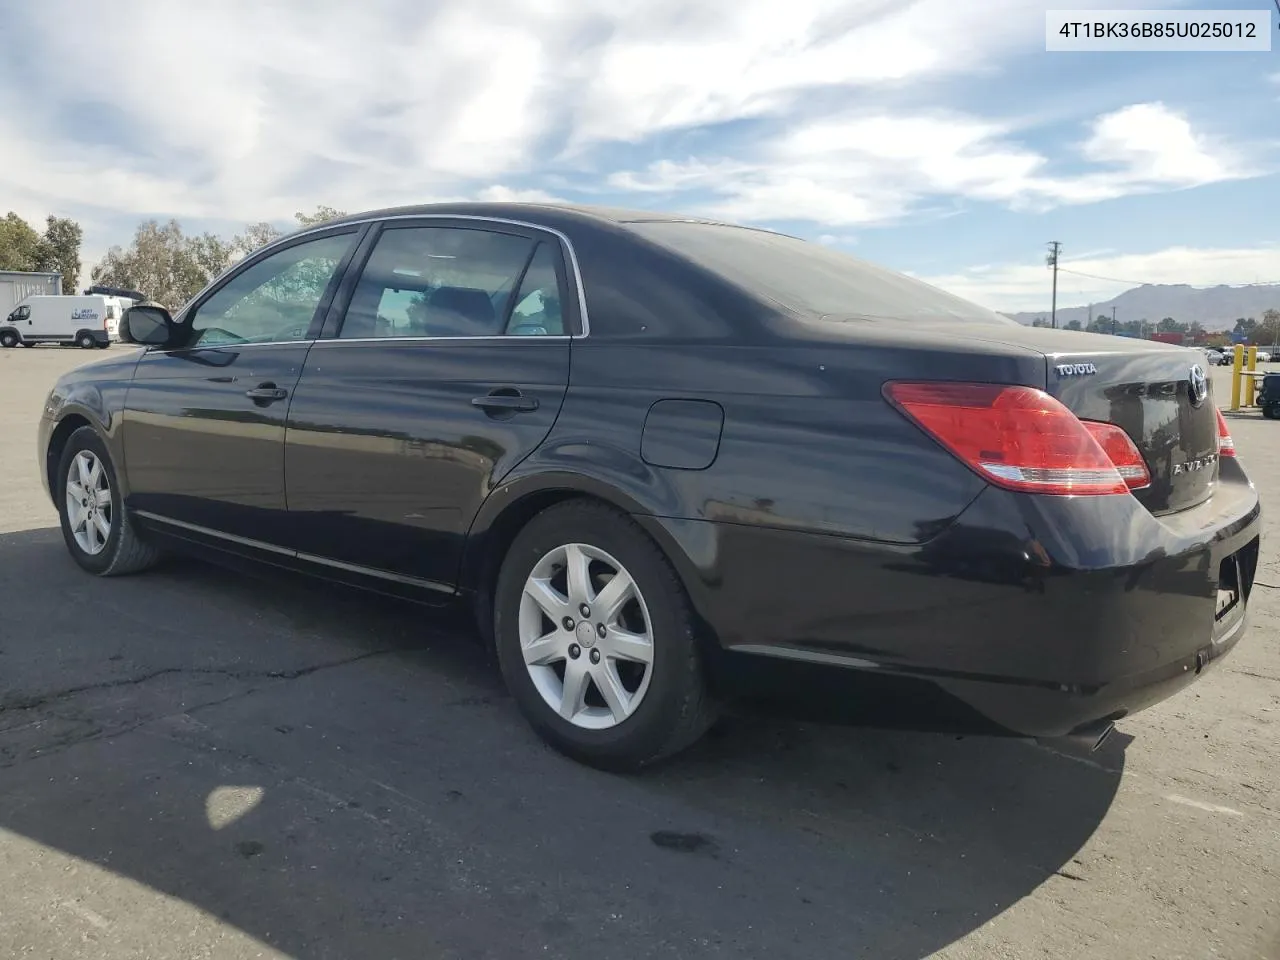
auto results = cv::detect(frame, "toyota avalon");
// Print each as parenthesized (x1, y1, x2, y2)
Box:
(38, 203, 1261, 769)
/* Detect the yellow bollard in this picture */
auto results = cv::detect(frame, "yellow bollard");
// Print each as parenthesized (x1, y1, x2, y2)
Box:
(1230, 345, 1244, 410)
(1245, 346, 1258, 407)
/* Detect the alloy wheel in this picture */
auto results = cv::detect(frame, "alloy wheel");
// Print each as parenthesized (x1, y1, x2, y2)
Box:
(65, 450, 112, 556)
(518, 542, 655, 729)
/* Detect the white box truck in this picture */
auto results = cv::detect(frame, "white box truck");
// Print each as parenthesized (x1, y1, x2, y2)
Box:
(0, 295, 126, 349)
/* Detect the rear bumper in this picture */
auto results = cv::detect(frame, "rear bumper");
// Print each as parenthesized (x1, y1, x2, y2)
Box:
(646, 459, 1262, 737)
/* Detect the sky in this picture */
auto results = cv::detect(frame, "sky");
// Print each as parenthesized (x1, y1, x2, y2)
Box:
(1, 0, 1277, 312)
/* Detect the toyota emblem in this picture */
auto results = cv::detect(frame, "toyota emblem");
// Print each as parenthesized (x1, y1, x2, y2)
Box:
(1188, 364, 1208, 406)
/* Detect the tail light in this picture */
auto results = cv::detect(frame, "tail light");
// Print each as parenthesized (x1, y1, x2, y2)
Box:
(1081, 421, 1150, 489)
(885, 381, 1130, 496)
(1215, 408, 1235, 457)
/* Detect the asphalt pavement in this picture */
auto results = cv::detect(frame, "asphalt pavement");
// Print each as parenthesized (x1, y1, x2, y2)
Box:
(1, 345, 1277, 960)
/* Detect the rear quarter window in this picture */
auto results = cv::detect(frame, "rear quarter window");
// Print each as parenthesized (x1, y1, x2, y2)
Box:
(628, 221, 1013, 326)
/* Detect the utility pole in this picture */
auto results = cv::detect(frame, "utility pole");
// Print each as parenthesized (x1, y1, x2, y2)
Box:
(1111, 306, 1118, 336)
(1046, 242, 1062, 329)
(1088, 302, 1093, 330)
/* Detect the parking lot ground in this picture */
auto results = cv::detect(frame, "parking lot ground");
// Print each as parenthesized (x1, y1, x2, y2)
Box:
(1, 346, 1277, 960)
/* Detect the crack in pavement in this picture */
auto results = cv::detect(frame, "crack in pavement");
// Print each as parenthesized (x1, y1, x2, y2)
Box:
(1227, 668, 1280, 684)
(0, 686, 278, 771)
(0, 649, 396, 715)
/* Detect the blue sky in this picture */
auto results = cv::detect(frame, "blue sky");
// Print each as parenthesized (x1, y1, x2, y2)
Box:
(1, 0, 1277, 310)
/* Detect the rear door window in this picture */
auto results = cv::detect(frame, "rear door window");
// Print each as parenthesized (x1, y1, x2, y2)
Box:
(338, 226, 542, 339)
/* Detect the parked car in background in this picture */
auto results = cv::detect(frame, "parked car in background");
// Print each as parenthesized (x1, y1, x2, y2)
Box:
(1203, 349, 1224, 365)
(1, 295, 126, 349)
(35, 203, 1262, 770)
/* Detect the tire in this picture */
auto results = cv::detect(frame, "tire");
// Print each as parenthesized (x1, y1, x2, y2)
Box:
(494, 500, 716, 771)
(1264, 405, 1280, 420)
(0, 330, 17, 348)
(77, 332, 97, 349)
(56, 426, 162, 576)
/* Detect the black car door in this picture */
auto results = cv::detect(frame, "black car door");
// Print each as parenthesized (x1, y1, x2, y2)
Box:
(283, 218, 576, 590)
(121, 227, 363, 545)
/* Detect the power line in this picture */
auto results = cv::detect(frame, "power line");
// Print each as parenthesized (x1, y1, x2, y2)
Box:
(1057, 267, 1154, 286)
(1058, 266, 1280, 287)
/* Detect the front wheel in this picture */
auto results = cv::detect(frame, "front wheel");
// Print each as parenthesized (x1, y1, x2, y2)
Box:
(56, 426, 162, 576)
(1264, 405, 1280, 420)
(493, 501, 715, 771)
(0, 330, 18, 348)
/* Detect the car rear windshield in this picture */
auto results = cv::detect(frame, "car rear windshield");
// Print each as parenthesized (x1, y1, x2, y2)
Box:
(629, 220, 1013, 326)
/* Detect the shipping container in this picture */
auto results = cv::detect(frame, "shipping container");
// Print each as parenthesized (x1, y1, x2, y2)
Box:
(0, 271, 61, 317)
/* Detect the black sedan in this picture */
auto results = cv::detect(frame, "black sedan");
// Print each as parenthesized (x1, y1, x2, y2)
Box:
(38, 203, 1261, 770)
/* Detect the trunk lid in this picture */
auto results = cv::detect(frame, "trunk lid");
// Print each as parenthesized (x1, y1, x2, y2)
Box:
(959, 327, 1219, 514)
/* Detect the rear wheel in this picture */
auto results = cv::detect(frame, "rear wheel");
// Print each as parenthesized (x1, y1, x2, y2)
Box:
(494, 501, 715, 771)
(1264, 405, 1280, 420)
(77, 332, 97, 349)
(56, 426, 161, 576)
(0, 330, 18, 348)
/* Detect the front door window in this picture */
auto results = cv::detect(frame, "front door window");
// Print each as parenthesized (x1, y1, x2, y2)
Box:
(188, 233, 355, 347)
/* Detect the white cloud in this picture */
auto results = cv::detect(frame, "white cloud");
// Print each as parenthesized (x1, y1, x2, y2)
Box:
(2, 0, 573, 221)
(606, 102, 1259, 227)
(475, 185, 569, 204)
(1080, 103, 1233, 184)
(563, 0, 1039, 147)
(1, 0, 1137, 225)
(0, 0, 1267, 300)
(920, 245, 1280, 312)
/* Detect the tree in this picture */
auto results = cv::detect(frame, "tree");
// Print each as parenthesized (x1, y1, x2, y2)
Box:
(1233, 317, 1257, 336)
(233, 221, 283, 257)
(1254, 308, 1280, 347)
(1065, 319, 1082, 331)
(0, 211, 85, 292)
(295, 205, 346, 228)
(35, 216, 83, 293)
(92, 220, 237, 310)
(90, 206, 347, 309)
(0, 212, 47, 272)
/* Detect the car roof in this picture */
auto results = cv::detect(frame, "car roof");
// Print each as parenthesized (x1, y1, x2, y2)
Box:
(319, 201, 793, 238)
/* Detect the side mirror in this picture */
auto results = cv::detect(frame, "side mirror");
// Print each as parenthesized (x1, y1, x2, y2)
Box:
(120, 304, 175, 347)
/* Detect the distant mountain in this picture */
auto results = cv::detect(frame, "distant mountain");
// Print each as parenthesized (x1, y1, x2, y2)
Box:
(1002, 283, 1280, 331)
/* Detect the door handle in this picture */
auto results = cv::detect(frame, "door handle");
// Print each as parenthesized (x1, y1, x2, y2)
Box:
(472, 391, 538, 413)
(245, 383, 289, 402)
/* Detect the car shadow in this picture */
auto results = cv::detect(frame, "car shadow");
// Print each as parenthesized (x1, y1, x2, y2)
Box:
(0, 526, 1124, 959)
